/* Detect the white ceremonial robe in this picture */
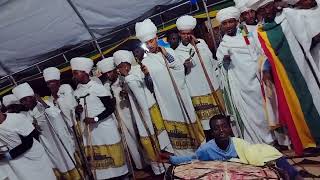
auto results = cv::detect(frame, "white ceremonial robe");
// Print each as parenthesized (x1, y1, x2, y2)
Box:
(90, 76, 103, 85)
(175, 39, 221, 130)
(74, 80, 128, 179)
(46, 84, 77, 128)
(216, 32, 274, 144)
(44, 85, 81, 178)
(0, 143, 18, 180)
(0, 163, 18, 180)
(0, 113, 55, 180)
(103, 77, 145, 170)
(0, 163, 11, 180)
(125, 65, 170, 175)
(28, 103, 76, 177)
(283, 6, 320, 70)
(142, 48, 205, 156)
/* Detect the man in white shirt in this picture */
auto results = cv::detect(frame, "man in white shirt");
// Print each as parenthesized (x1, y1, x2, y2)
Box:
(12, 83, 78, 179)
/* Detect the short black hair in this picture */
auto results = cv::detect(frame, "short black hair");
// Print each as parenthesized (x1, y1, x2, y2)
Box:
(165, 29, 179, 38)
(209, 114, 231, 129)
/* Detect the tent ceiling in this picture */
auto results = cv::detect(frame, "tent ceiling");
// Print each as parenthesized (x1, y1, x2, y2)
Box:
(0, 0, 181, 76)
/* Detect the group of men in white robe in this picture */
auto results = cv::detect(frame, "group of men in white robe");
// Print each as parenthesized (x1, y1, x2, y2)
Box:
(1, 0, 319, 179)
(0, 13, 222, 179)
(216, 0, 320, 151)
(0, 73, 81, 179)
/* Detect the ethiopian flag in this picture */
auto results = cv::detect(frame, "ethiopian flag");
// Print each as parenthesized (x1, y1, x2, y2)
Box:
(257, 21, 320, 155)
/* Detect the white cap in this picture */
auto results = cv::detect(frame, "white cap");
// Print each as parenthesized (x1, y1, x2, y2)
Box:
(283, 0, 299, 5)
(135, 19, 157, 42)
(234, 0, 252, 13)
(96, 57, 116, 73)
(2, 94, 20, 106)
(70, 57, 94, 74)
(216, 6, 241, 23)
(43, 67, 60, 82)
(248, 0, 274, 11)
(12, 83, 35, 100)
(176, 15, 197, 31)
(113, 50, 134, 66)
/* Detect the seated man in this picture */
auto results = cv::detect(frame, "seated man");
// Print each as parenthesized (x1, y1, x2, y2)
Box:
(159, 115, 301, 179)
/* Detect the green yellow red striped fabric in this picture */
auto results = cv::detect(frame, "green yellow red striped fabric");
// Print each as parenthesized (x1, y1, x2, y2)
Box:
(257, 22, 319, 155)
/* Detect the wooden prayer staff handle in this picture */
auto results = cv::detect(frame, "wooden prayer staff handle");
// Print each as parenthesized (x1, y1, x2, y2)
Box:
(159, 48, 201, 147)
(135, 61, 168, 170)
(190, 40, 226, 115)
(121, 75, 165, 170)
(34, 95, 84, 179)
(129, 90, 163, 166)
(81, 95, 97, 180)
(70, 110, 95, 180)
(112, 109, 136, 180)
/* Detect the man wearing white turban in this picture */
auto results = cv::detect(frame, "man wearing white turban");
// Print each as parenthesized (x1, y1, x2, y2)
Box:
(175, 15, 224, 137)
(12, 82, 79, 179)
(135, 19, 205, 156)
(281, 0, 320, 70)
(0, 110, 55, 180)
(237, 0, 291, 148)
(71, 57, 128, 179)
(216, 7, 274, 144)
(114, 50, 170, 175)
(97, 56, 145, 171)
(2, 94, 24, 113)
(234, 0, 261, 43)
(43, 67, 77, 130)
(42, 67, 80, 179)
(0, 101, 17, 180)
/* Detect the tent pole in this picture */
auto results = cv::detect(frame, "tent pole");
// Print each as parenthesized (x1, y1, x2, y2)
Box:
(201, 0, 217, 51)
(65, 0, 105, 59)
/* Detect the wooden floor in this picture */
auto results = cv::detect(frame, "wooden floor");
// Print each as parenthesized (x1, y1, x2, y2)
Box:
(282, 150, 320, 179)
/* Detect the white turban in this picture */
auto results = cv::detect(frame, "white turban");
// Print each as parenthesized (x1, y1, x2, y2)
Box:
(96, 57, 115, 73)
(43, 67, 60, 82)
(176, 15, 197, 31)
(113, 50, 134, 66)
(216, 6, 241, 23)
(2, 94, 20, 106)
(249, 0, 274, 10)
(135, 19, 157, 43)
(283, 0, 299, 5)
(12, 83, 35, 100)
(234, 0, 252, 13)
(70, 57, 94, 74)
